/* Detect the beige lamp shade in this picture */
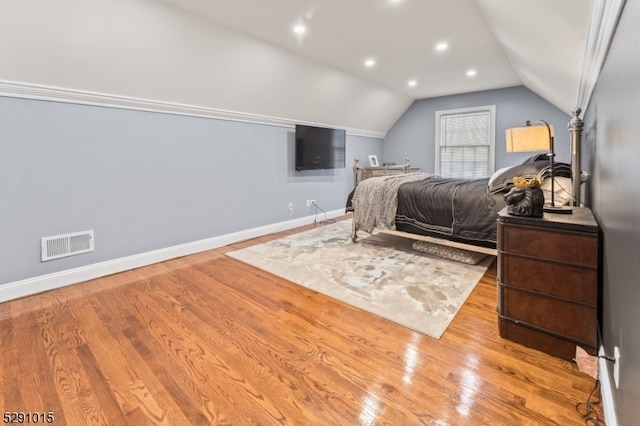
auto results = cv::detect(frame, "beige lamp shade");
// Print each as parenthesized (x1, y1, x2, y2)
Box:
(505, 124, 554, 152)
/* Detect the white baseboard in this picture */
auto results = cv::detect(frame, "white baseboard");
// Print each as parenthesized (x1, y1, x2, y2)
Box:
(599, 345, 618, 426)
(0, 209, 346, 303)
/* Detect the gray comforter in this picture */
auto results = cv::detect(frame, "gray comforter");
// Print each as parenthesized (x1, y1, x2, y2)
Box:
(395, 177, 505, 245)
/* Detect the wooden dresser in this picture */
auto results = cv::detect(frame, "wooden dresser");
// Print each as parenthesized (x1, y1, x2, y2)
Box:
(496, 207, 600, 361)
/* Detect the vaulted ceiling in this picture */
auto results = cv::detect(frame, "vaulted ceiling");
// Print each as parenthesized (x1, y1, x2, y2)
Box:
(162, 0, 591, 108)
(0, 0, 594, 134)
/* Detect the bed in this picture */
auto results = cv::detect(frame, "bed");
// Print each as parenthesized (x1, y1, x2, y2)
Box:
(348, 154, 572, 255)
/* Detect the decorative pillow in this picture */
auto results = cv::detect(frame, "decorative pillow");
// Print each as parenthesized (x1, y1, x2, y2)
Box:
(487, 166, 513, 190)
(487, 160, 571, 194)
(412, 241, 488, 265)
(540, 176, 573, 206)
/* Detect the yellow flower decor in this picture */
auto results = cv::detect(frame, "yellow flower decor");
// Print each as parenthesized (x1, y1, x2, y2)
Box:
(512, 176, 542, 188)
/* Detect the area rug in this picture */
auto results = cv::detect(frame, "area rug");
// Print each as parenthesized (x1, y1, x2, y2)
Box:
(226, 220, 493, 339)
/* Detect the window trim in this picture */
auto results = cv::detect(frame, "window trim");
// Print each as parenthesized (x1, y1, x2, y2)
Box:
(434, 105, 496, 178)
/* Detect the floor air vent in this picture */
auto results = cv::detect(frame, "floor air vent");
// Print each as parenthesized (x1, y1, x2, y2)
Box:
(41, 230, 94, 262)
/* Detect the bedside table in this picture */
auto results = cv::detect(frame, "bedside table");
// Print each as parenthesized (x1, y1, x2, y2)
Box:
(496, 207, 600, 361)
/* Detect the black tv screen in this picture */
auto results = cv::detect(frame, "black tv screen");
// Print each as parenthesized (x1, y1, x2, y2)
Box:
(295, 124, 346, 171)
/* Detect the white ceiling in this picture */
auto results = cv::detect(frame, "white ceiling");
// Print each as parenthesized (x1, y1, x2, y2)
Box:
(161, 0, 593, 112)
(0, 0, 595, 134)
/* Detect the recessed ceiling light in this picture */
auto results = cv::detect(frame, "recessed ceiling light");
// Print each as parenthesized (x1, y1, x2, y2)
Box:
(466, 69, 477, 77)
(364, 58, 376, 67)
(436, 42, 448, 52)
(293, 23, 307, 35)
(408, 80, 417, 87)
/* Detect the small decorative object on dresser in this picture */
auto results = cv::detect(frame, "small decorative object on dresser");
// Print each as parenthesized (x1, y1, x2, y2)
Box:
(496, 207, 600, 361)
(504, 176, 545, 217)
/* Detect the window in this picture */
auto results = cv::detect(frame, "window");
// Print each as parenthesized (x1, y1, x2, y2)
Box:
(435, 105, 495, 178)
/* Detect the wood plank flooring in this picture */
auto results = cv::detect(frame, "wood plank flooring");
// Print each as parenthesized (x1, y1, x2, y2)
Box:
(0, 218, 603, 425)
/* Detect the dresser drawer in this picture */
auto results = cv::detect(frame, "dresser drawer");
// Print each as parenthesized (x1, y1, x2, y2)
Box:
(500, 254, 598, 304)
(500, 224, 598, 267)
(499, 286, 597, 347)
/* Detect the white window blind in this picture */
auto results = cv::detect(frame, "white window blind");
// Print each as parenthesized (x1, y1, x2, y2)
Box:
(435, 106, 495, 179)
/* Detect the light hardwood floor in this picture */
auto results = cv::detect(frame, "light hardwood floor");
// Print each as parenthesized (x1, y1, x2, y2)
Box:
(0, 218, 603, 425)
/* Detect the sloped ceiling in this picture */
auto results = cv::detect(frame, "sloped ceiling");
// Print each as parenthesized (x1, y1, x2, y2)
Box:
(475, 0, 593, 113)
(0, 0, 593, 134)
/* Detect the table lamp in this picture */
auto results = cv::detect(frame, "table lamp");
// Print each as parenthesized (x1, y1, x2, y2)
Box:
(505, 120, 572, 214)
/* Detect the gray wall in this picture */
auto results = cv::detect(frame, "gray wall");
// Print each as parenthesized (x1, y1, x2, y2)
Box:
(382, 86, 571, 173)
(584, 0, 640, 423)
(0, 96, 380, 284)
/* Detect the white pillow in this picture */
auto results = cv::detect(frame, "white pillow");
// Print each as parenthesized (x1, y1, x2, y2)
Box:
(541, 177, 572, 205)
(488, 166, 512, 189)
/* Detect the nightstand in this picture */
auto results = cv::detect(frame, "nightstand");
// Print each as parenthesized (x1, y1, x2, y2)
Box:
(496, 207, 600, 361)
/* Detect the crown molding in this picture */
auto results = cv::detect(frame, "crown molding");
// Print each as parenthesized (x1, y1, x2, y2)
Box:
(0, 80, 386, 139)
(577, 0, 627, 112)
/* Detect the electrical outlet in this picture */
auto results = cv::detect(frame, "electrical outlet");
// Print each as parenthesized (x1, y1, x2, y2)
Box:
(614, 346, 621, 389)
(306, 199, 314, 208)
(288, 202, 294, 212)
(310, 199, 316, 206)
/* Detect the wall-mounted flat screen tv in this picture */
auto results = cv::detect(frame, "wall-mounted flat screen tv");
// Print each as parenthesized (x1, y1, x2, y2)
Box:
(295, 124, 346, 171)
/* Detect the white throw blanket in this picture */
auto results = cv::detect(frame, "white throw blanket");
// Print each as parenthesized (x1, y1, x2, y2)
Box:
(352, 173, 430, 233)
